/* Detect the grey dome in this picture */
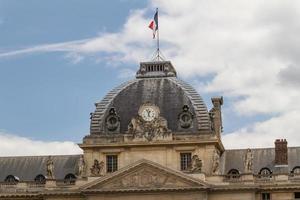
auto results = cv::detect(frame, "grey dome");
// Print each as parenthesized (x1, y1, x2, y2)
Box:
(90, 61, 211, 135)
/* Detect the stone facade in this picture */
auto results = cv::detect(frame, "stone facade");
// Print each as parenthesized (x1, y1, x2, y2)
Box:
(1, 61, 300, 200)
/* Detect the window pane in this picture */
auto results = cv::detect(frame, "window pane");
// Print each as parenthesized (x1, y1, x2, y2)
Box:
(295, 192, 300, 198)
(180, 153, 191, 171)
(106, 155, 118, 173)
(262, 193, 270, 200)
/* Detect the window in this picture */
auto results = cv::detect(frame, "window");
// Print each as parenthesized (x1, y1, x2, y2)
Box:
(227, 169, 240, 179)
(292, 166, 300, 174)
(106, 155, 118, 173)
(34, 174, 46, 184)
(4, 175, 19, 184)
(262, 193, 270, 200)
(180, 153, 191, 171)
(295, 192, 300, 199)
(64, 173, 76, 185)
(259, 168, 272, 178)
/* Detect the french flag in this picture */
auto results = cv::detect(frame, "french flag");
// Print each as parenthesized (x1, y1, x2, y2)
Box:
(148, 9, 158, 39)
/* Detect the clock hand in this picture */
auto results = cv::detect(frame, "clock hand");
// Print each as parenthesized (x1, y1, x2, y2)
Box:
(147, 109, 150, 117)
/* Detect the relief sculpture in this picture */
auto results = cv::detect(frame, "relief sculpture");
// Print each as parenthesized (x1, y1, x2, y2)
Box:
(90, 159, 104, 176)
(212, 150, 220, 175)
(128, 116, 171, 141)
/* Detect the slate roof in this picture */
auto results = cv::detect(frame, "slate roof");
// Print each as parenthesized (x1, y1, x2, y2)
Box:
(220, 147, 300, 174)
(0, 147, 300, 181)
(0, 155, 81, 181)
(90, 61, 211, 134)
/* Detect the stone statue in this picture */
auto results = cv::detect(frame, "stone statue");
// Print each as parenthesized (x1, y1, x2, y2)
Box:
(128, 115, 171, 142)
(212, 150, 220, 175)
(191, 155, 202, 173)
(46, 156, 55, 179)
(77, 155, 86, 177)
(90, 159, 104, 176)
(244, 148, 253, 173)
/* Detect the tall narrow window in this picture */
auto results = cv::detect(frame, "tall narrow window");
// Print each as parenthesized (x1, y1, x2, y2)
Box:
(180, 153, 191, 171)
(295, 192, 300, 199)
(262, 193, 270, 200)
(106, 155, 118, 173)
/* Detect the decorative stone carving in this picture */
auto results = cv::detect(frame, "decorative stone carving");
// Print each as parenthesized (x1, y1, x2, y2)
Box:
(90, 159, 104, 176)
(105, 108, 120, 133)
(128, 116, 171, 141)
(46, 156, 55, 179)
(127, 104, 171, 142)
(191, 155, 202, 173)
(95, 167, 201, 190)
(212, 150, 220, 175)
(209, 97, 223, 137)
(244, 148, 253, 173)
(178, 105, 194, 129)
(77, 155, 86, 178)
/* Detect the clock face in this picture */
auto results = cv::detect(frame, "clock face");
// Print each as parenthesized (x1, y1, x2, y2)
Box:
(141, 107, 157, 121)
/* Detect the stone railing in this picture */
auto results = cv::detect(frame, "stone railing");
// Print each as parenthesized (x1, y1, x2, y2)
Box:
(55, 179, 76, 186)
(0, 181, 45, 193)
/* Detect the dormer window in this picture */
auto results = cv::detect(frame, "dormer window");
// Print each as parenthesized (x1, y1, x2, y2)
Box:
(292, 166, 300, 175)
(227, 169, 240, 180)
(4, 175, 19, 185)
(64, 173, 76, 185)
(34, 174, 46, 184)
(259, 168, 272, 178)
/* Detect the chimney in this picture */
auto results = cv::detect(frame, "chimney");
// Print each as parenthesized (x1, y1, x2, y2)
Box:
(274, 139, 288, 165)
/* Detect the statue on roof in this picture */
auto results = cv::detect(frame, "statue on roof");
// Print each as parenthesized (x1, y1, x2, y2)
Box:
(46, 156, 55, 179)
(77, 155, 86, 178)
(244, 148, 253, 173)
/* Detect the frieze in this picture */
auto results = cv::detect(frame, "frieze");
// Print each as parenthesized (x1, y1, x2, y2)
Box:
(99, 167, 197, 190)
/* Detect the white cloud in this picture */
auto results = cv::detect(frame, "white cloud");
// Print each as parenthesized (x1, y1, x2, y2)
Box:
(0, 131, 82, 156)
(223, 110, 300, 149)
(1, 0, 300, 149)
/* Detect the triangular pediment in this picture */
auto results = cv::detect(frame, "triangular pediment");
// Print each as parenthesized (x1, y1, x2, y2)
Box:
(82, 159, 208, 193)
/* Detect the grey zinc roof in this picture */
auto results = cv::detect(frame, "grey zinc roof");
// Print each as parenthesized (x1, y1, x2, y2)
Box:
(90, 77, 211, 134)
(0, 155, 81, 181)
(221, 147, 300, 174)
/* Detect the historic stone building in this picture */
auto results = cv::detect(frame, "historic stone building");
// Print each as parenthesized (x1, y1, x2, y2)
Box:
(1, 60, 300, 200)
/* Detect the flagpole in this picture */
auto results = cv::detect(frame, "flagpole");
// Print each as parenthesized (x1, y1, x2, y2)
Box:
(156, 8, 160, 61)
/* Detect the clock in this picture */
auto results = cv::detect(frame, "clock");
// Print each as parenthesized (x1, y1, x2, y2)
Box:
(141, 107, 157, 121)
(138, 104, 159, 122)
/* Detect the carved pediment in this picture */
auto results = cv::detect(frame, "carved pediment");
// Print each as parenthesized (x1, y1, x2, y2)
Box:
(83, 159, 207, 192)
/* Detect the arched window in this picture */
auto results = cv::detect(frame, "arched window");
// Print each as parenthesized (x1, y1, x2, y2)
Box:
(64, 173, 76, 185)
(259, 168, 272, 178)
(4, 175, 19, 184)
(292, 166, 300, 175)
(227, 169, 240, 179)
(34, 174, 46, 184)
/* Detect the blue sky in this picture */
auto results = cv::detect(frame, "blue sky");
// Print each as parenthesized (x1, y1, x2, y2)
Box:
(1, 0, 300, 155)
(0, 0, 147, 142)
